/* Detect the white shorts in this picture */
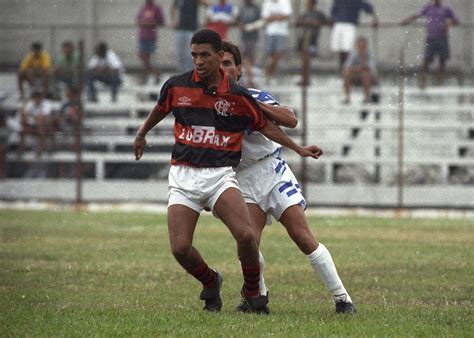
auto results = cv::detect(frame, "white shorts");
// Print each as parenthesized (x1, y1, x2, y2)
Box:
(236, 156, 306, 224)
(330, 23, 357, 53)
(168, 165, 239, 213)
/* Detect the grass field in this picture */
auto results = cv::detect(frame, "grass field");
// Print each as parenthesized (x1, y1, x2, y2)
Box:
(0, 209, 473, 337)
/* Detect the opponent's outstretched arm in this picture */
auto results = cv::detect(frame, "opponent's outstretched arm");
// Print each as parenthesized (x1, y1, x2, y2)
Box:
(260, 120, 322, 159)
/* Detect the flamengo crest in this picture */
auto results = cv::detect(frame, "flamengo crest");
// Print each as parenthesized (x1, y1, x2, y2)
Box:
(215, 98, 231, 116)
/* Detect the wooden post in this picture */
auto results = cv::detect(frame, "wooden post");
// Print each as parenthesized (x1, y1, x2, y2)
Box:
(75, 40, 85, 207)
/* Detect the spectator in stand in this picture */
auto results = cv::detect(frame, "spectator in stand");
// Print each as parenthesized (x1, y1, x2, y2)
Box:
(171, 0, 209, 72)
(55, 86, 81, 133)
(0, 111, 6, 179)
(136, 0, 165, 85)
(330, 0, 378, 71)
(261, 0, 292, 84)
(205, 0, 238, 40)
(53, 40, 80, 97)
(295, 0, 329, 86)
(18, 42, 52, 100)
(296, 0, 329, 57)
(400, 0, 459, 88)
(86, 42, 124, 103)
(19, 91, 54, 157)
(237, 0, 261, 88)
(342, 36, 377, 104)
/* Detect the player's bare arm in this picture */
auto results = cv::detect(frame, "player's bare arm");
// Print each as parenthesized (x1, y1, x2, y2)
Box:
(260, 120, 322, 159)
(134, 105, 168, 161)
(258, 101, 297, 129)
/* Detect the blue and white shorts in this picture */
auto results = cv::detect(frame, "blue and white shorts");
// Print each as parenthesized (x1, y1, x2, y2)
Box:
(236, 156, 306, 224)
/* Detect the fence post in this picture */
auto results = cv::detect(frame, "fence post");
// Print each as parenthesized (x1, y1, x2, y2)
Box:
(300, 30, 311, 194)
(75, 40, 85, 207)
(397, 47, 406, 211)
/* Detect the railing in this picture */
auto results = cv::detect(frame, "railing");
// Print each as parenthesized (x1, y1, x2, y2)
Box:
(1, 22, 473, 74)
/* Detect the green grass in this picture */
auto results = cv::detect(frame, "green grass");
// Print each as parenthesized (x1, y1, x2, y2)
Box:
(1, 210, 473, 337)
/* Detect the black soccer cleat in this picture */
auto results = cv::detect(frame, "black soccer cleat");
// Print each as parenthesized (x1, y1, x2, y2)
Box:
(239, 287, 270, 315)
(199, 271, 223, 312)
(334, 294, 356, 314)
(335, 301, 356, 314)
(236, 292, 270, 314)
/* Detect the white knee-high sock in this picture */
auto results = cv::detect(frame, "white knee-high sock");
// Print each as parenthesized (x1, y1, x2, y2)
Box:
(307, 243, 352, 303)
(259, 250, 268, 296)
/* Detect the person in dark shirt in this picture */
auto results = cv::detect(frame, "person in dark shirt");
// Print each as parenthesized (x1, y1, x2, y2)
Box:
(171, 0, 209, 71)
(237, 0, 261, 88)
(296, 0, 329, 56)
(330, 0, 378, 70)
(136, 0, 165, 84)
(295, 0, 330, 85)
(134, 29, 321, 314)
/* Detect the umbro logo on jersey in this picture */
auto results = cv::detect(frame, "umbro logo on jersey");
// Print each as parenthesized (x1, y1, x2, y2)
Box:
(178, 96, 192, 105)
(215, 98, 231, 117)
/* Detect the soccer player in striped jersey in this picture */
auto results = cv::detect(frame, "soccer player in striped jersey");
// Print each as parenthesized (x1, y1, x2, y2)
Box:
(134, 29, 322, 314)
(221, 41, 356, 314)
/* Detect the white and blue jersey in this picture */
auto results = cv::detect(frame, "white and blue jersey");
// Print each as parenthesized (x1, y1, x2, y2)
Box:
(237, 88, 306, 223)
(240, 88, 282, 169)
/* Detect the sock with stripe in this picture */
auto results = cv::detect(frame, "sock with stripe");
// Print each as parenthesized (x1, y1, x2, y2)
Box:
(307, 243, 352, 303)
(242, 264, 260, 298)
(188, 260, 217, 289)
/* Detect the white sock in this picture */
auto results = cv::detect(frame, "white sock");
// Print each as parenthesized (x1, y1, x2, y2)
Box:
(259, 250, 268, 296)
(307, 243, 352, 303)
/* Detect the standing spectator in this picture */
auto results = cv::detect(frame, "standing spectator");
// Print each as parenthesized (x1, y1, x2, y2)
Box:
(296, 0, 329, 57)
(136, 0, 165, 85)
(205, 0, 238, 40)
(342, 36, 377, 104)
(19, 91, 54, 158)
(237, 0, 261, 88)
(18, 42, 52, 100)
(330, 0, 378, 71)
(261, 0, 292, 84)
(86, 42, 124, 103)
(53, 40, 80, 97)
(400, 0, 459, 87)
(295, 0, 329, 86)
(171, 0, 209, 72)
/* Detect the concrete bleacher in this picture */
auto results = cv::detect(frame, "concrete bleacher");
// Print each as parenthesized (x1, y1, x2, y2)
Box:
(1, 72, 473, 208)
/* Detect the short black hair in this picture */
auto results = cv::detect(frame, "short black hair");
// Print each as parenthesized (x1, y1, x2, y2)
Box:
(190, 29, 223, 52)
(96, 42, 108, 57)
(62, 40, 74, 48)
(31, 90, 43, 98)
(31, 42, 42, 51)
(222, 41, 242, 66)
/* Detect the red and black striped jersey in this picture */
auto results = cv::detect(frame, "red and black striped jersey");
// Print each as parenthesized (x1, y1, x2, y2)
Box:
(153, 69, 267, 167)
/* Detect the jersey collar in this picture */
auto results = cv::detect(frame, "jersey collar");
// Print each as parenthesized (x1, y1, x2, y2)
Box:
(192, 67, 230, 93)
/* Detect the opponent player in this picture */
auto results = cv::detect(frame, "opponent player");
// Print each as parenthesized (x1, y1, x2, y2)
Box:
(221, 41, 356, 314)
(134, 29, 322, 313)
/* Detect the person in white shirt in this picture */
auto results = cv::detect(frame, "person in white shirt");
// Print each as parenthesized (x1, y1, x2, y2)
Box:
(19, 91, 53, 157)
(86, 42, 124, 103)
(221, 41, 356, 315)
(261, 0, 292, 82)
